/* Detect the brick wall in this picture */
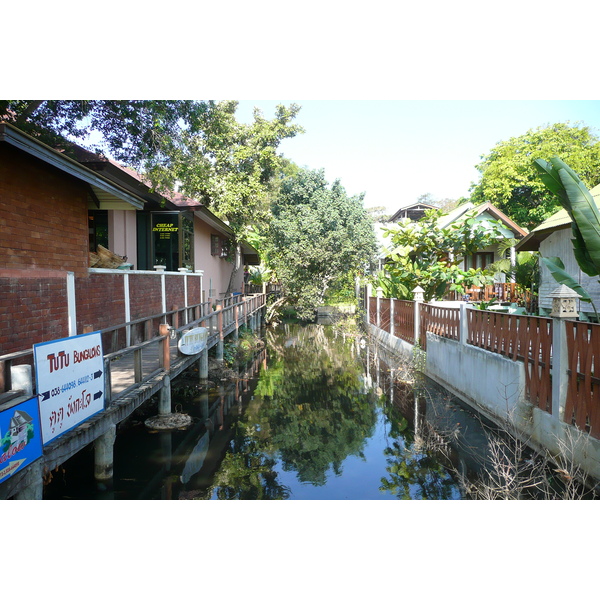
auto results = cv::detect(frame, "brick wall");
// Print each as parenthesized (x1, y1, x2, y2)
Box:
(0, 144, 90, 278)
(1, 270, 207, 357)
(0, 269, 70, 355)
(76, 273, 126, 332)
(129, 273, 162, 320)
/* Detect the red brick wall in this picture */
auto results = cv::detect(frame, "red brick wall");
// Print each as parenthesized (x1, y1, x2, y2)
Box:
(1, 269, 208, 357)
(129, 274, 162, 320)
(0, 144, 90, 278)
(187, 276, 201, 305)
(0, 269, 69, 355)
(165, 274, 185, 312)
(76, 273, 125, 332)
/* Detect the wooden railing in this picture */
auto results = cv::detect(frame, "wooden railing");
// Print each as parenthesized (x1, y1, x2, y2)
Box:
(450, 282, 531, 304)
(565, 321, 600, 438)
(367, 297, 415, 344)
(0, 293, 266, 404)
(419, 304, 460, 351)
(467, 310, 553, 413)
(393, 299, 415, 344)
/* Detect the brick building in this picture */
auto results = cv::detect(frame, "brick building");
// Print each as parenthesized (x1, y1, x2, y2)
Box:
(0, 122, 258, 357)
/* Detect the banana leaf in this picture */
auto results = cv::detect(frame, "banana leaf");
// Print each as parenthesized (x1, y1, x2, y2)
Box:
(534, 157, 600, 277)
(542, 256, 592, 303)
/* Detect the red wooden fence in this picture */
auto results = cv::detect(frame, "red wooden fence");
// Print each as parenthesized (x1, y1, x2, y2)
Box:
(393, 299, 415, 344)
(565, 321, 600, 438)
(467, 310, 553, 413)
(419, 304, 460, 351)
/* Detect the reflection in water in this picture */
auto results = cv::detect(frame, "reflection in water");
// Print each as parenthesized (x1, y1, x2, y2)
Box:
(199, 323, 464, 500)
(45, 322, 494, 500)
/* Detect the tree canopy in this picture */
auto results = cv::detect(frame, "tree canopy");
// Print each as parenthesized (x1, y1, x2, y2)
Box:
(469, 122, 600, 229)
(266, 168, 377, 320)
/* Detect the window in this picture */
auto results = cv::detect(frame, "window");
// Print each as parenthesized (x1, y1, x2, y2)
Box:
(211, 234, 221, 256)
(211, 234, 230, 258)
(88, 210, 108, 251)
(466, 252, 495, 270)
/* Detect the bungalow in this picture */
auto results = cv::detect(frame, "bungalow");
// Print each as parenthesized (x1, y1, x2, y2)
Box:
(380, 200, 527, 282)
(0, 121, 257, 285)
(515, 183, 600, 319)
(436, 201, 527, 279)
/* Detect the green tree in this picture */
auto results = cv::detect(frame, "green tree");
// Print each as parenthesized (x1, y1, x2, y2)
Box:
(469, 122, 600, 229)
(267, 168, 377, 321)
(379, 208, 504, 301)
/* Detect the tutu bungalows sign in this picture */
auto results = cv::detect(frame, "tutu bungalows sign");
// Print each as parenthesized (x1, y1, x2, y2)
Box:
(34, 332, 105, 444)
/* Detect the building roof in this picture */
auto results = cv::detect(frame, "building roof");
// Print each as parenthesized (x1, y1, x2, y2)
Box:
(515, 183, 600, 251)
(389, 202, 436, 222)
(0, 121, 146, 210)
(437, 201, 528, 238)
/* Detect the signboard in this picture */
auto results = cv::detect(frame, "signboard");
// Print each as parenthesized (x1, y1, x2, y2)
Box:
(152, 223, 178, 239)
(0, 396, 43, 484)
(34, 332, 105, 445)
(178, 327, 208, 355)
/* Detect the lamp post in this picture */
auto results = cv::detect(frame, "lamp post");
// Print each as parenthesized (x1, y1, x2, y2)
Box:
(548, 284, 581, 319)
(548, 284, 580, 417)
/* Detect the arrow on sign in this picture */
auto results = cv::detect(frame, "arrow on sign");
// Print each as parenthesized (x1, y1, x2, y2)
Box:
(39, 390, 50, 401)
(93, 370, 102, 379)
(93, 391, 103, 401)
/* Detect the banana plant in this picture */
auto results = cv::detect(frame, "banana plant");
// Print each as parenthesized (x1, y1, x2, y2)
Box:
(533, 156, 600, 320)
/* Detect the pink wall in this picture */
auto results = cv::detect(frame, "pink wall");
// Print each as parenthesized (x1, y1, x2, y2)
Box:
(193, 216, 243, 299)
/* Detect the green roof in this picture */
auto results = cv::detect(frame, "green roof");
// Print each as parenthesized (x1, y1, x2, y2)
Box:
(516, 183, 600, 251)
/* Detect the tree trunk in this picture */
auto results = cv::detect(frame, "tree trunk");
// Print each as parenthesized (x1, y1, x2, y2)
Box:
(226, 244, 242, 295)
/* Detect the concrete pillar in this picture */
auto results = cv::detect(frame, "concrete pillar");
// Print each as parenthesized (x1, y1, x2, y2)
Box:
(94, 424, 117, 481)
(413, 286, 424, 346)
(459, 303, 469, 345)
(14, 460, 44, 500)
(159, 375, 171, 415)
(199, 348, 209, 380)
(551, 318, 568, 419)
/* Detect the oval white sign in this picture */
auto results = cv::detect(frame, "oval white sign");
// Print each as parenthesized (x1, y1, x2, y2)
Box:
(178, 327, 208, 355)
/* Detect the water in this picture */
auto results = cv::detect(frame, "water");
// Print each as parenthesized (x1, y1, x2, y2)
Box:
(43, 322, 496, 500)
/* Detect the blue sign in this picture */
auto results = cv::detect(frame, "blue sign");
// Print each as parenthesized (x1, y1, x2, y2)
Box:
(0, 396, 43, 484)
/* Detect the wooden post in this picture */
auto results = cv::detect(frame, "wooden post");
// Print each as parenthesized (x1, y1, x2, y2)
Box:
(159, 323, 170, 371)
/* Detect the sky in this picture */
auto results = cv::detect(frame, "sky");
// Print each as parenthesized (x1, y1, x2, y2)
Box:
(234, 100, 600, 215)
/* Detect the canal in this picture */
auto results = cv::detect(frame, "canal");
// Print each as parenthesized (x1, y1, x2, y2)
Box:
(43, 321, 509, 500)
